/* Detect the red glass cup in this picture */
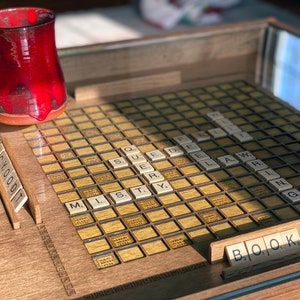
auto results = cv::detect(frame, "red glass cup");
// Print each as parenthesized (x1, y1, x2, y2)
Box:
(0, 7, 67, 125)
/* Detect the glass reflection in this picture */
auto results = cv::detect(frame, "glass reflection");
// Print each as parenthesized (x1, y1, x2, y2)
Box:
(263, 27, 300, 110)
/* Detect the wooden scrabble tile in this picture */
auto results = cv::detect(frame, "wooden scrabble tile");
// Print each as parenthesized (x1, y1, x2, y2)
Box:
(127, 153, 147, 165)
(282, 188, 300, 204)
(101, 220, 126, 234)
(191, 131, 210, 142)
(235, 151, 256, 163)
(110, 189, 132, 204)
(146, 209, 170, 222)
(77, 225, 102, 240)
(94, 253, 119, 269)
(142, 240, 168, 255)
(190, 151, 210, 162)
(130, 185, 152, 200)
(181, 143, 201, 153)
(94, 208, 117, 221)
(269, 178, 293, 192)
(108, 157, 128, 169)
(281, 228, 300, 253)
(11, 188, 28, 212)
(151, 181, 173, 195)
(65, 200, 87, 215)
(173, 135, 192, 145)
(117, 246, 144, 262)
(134, 162, 154, 174)
(145, 149, 166, 161)
(164, 145, 185, 157)
(143, 171, 164, 185)
(225, 242, 251, 266)
(108, 232, 135, 248)
(165, 234, 191, 249)
(208, 128, 227, 138)
(85, 238, 111, 254)
(263, 233, 286, 257)
(87, 195, 110, 209)
(197, 159, 220, 171)
(217, 155, 239, 167)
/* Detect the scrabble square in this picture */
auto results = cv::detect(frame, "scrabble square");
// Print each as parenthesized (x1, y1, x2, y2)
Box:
(132, 226, 158, 241)
(117, 246, 144, 262)
(142, 240, 168, 255)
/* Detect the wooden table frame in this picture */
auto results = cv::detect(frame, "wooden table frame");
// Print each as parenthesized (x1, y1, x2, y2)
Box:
(0, 18, 300, 300)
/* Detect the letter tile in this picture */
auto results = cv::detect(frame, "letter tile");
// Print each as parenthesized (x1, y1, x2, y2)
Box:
(225, 242, 251, 266)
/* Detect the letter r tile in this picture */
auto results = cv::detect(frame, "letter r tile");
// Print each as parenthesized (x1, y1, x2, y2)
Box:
(225, 242, 251, 266)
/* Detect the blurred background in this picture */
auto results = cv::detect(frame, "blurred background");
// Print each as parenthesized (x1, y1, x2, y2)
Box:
(1, 0, 299, 48)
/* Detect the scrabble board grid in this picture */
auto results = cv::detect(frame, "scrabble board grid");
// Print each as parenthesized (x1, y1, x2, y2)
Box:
(22, 80, 300, 270)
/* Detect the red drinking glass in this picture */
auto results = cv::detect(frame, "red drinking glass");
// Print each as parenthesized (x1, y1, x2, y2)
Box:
(0, 7, 67, 125)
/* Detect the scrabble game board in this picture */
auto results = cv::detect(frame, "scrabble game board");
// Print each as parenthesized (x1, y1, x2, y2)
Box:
(21, 80, 300, 273)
